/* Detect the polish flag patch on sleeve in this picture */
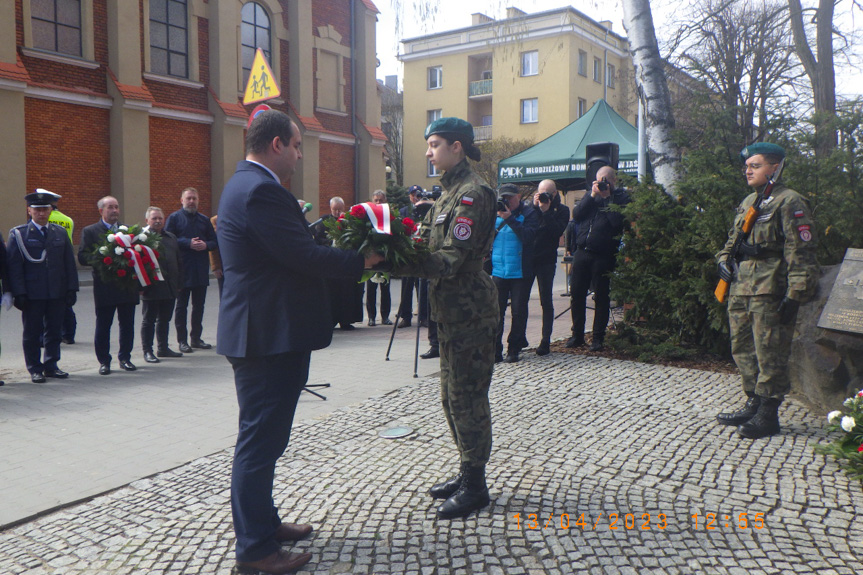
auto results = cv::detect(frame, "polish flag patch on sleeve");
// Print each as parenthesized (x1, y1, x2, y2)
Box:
(461, 196, 474, 206)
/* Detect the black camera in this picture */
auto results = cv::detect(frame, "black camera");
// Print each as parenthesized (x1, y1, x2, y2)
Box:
(597, 177, 610, 192)
(538, 192, 551, 203)
(496, 199, 508, 212)
(418, 185, 442, 200)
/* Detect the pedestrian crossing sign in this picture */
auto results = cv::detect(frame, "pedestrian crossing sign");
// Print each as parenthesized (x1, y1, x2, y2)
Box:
(243, 48, 280, 105)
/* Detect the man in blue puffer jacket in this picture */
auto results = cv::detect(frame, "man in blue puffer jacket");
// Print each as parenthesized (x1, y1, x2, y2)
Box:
(491, 184, 539, 363)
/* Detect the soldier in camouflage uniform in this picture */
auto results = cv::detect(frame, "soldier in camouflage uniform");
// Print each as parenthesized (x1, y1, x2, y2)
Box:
(715, 142, 819, 439)
(394, 117, 499, 519)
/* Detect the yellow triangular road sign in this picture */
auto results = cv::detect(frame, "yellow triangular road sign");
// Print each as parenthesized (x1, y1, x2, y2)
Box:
(243, 48, 280, 105)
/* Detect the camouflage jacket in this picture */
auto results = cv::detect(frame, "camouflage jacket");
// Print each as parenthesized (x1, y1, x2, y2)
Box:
(397, 159, 498, 324)
(716, 184, 819, 301)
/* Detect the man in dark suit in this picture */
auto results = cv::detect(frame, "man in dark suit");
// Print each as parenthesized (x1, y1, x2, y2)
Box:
(165, 187, 217, 353)
(217, 109, 382, 574)
(141, 206, 184, 363)
(78, 196, 140, 375)
(6, 190, 79, 383)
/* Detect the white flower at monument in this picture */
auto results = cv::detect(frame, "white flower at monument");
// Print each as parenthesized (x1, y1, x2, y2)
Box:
(827, 411, 842, 424)
(840, 416, 856, 433)
(107, 234, 115, 242)
(115, 247, 125, 256)
(137, 233, 148, 242)
(99, 246, 109, 255)
(118, 225, 128, 232)
(134, 245, 143, 252)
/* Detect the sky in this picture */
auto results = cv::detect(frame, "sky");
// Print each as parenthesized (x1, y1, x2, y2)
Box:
(374, 0, 863, 98)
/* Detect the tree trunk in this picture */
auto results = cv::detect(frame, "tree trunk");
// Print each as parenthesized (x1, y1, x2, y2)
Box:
(622, 0, 680, 197)
(788, 0, 836, 156)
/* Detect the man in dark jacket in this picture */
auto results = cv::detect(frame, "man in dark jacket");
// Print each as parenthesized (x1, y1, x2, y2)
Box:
(7, 190, 79, 383)
(78, 196, 140, 374)
(165, 187, 217, 353)
(567, 166, 631, 351)
(530, 179, 570, 356)
(490, 184, 539, 363)
(140, 207, 184, 363)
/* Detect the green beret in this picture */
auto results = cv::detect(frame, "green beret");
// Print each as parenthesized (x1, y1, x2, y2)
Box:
(424, 117, 474, 141)
(740, 142, 785, 161)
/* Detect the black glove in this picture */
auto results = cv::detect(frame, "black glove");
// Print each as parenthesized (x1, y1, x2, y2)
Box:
(777, 297, 800, 325)
(66, 291, 77, 307)
(717, 260, 734, 283)
(13, 295, 29, 311)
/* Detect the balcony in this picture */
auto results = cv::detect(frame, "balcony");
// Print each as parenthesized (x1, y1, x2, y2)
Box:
(473, 125, 492, 142)
(469, 79, 493, 98)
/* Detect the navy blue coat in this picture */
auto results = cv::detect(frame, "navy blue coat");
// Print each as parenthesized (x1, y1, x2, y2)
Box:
(165, 209, 217, 288)
(7, 222, 78, 300)
(216, 161, 365, 358)
(78, 221, 140, 308)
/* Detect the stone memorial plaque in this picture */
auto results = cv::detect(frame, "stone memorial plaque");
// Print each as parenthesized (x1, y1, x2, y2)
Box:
(818, 248, 863, 335)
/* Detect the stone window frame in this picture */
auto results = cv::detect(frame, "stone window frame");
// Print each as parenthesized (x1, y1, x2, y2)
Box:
(147, 0, 190, 79)
(21, 0, 96, 65)
(314, 24, 350, 115)
(142, 0, 205, 85)
(237, 0, 287, 95)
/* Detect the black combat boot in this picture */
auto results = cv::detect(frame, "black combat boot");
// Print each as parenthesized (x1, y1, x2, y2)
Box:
(437, 464, 490, 519)
(738, 397, 782, 439)
(716, 392, 761, 426)
(429, 462, 467, 499)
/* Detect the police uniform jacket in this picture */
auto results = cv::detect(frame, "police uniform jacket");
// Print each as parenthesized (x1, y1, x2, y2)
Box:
(398, 159, 499, 325)
(165, 209, 217, 289)
(716, 184, 819, 302)
(6, 222, 78, 300)
(78, 221, 140, 308)
(571, 187, 631, 256)
(142, 230, 183, 301)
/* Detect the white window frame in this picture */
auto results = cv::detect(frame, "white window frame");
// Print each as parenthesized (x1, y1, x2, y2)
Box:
(578, 50, 587, 77)
(606, 63, 615, 88)
(427, 66, 442, 90)
(521, 50, 538, 77)
(578, 98, 586, 118)
(593, 58, 602, 83)
(521, 98, 538, 124)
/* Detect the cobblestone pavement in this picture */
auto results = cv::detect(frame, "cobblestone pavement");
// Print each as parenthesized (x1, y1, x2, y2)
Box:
(1, 352, 860, 575)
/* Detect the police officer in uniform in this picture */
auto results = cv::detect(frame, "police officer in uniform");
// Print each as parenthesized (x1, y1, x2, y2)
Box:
(6, 190, 79, 383)
(716, 143, 819, 439)
(393, 117, 499, 519)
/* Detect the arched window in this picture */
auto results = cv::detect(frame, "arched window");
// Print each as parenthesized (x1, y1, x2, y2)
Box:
(241, 2, 272, 88)
(150, 0, 188, 78)
(31, 0, 82, 56)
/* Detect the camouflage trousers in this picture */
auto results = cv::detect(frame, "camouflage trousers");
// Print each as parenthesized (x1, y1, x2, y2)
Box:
(437, 316, 497, 466)
(728, 294, 795, 399)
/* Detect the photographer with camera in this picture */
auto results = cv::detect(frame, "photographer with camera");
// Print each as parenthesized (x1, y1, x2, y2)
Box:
(566, 166, 630, 351)
(530, 179, 570, 356)
(491, 184, 539, 363)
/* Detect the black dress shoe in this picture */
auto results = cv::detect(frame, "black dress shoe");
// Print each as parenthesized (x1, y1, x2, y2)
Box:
(99, 363, 111, 375)
(178, 342, 194, 353)
(31, 372, 46, 384)
(0, 381, 4, 386)
(381, 317, 393, 325)
(536, 341, 550, 356)
(494, 353, 504, 363)
(368, 319, 376, 326)
(45, 369, 69, 379)
(157, 348, 183, 358)
(504, 351, 520, 363)
(419, 320, 429, 328)
(191, 339, 212, 349)
(119, 360, 137, 371)
(420, 347, 439, 359)
(565, 336, 585, 348)
(397, 318, 412, 328)
(590, 338, 604, 352)
(339, 323, 356, 331)
(144, 351, 160, 363)
(61, 338, 75, 344)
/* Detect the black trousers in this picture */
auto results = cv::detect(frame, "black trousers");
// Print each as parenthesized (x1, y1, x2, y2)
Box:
(228, 351, 310, 563)
(22, 298, 64, 374)
(141, 298, 177, 352)
(365, 279, 391, 321)
(532, 262, 557, 344)
(397, 277, 429, 323)
(570, 249, 615, 340)
(62, 305, 76, 340)
(95, 303, 137, 365)
(493, 276, 531, 354)
(175, 285, 207, 343)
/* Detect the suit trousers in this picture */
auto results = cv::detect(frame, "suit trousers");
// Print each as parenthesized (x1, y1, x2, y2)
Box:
(492, 276, 531, 354)
(22, 298, 64, 374)
(63, 305, 76, 340)
(175, 286, 207, 343)
(95, 303, 136, 365)
(141, 299, 177, 352)
(365, 279, 391, 321)
(228, 351, 311, 563)
(532, 262, 557, 345)
(569, 249, 614, 339)
(397, 277, 429, 323)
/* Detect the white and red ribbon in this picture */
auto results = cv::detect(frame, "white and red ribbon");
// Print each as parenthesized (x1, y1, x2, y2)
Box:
(114, 233, 154, 287)
(358, 202, 392, 235)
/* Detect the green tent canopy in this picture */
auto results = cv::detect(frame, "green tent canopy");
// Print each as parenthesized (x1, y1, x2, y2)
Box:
(497, 99, 640, 187)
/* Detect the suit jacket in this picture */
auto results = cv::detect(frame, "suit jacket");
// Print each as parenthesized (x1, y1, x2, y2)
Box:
(142, 230, 183, 301)
(6, 222, 78, 300)
(165, 209, 217, 288)
(216, 160, 364, 357)
(78, 221, 140, 308)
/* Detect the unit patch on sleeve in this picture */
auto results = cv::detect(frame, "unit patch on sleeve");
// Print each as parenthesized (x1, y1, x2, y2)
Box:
(797, 224, 812, 242)
(453, 221, 472, 240)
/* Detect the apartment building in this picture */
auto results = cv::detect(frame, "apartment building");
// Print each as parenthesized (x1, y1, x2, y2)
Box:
(398, 6, 636, 188)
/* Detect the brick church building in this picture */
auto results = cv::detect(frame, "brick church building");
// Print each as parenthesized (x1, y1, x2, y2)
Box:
(0, 0, 386, 244)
